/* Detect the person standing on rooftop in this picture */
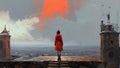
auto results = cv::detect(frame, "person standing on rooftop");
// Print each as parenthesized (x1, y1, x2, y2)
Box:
(54, 30, 63, 61)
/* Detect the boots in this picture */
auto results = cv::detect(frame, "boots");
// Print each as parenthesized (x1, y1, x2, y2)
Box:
(58, 55, 61, 61)
(57, 51, 61, 61)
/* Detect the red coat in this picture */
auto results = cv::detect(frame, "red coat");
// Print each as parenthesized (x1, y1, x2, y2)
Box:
(54, 34, 63, 51)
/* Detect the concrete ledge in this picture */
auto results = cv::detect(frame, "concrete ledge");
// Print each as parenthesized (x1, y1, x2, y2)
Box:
(0, 61, 104, 68)
(0, 56, 104, 68)
(27, 56, 103, 62)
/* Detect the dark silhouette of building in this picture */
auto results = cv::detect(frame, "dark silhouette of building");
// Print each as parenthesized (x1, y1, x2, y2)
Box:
(0, 25, 11, 60)
(100, 13, 119, 68)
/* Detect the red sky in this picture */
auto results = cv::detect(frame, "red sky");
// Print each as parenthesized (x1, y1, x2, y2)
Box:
(33, 0, 80, 30)
(34, 0, 80, 20)
(41, 0, 69, 17)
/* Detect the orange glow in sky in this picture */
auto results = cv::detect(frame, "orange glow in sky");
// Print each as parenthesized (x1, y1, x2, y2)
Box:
(33, 0, 81, 30)
(35, 0, 70, 23)
(41, 0, 69, 18)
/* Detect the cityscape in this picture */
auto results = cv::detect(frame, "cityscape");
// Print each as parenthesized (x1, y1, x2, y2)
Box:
(11, 44, 100, 60)
(0, 0, 120, 68)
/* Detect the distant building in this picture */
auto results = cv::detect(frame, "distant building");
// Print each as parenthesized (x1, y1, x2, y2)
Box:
(100, 14, 119, 68)
(0, 26, 11, 60)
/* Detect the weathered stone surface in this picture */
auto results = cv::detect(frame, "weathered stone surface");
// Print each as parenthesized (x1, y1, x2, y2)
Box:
(28, 56, 103, 62)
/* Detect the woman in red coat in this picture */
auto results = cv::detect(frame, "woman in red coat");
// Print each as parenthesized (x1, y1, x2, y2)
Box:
(54, 30, 63, 61)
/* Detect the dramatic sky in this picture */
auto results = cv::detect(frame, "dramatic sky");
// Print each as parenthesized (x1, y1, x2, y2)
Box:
(0, 0, 119, 46)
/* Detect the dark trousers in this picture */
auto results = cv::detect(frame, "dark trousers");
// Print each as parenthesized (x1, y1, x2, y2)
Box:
(57, 51, 61, 61)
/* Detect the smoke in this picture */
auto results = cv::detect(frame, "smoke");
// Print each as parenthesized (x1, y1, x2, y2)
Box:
(0, 10, 51, 43)
(33, 0, 81, 23)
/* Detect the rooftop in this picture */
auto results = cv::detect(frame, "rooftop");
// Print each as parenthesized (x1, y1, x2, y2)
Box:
(26, 56, 103, 62)
(0, 25, 9, 35)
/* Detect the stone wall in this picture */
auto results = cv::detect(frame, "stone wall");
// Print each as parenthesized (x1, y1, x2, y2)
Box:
(0, 61, 103, 68)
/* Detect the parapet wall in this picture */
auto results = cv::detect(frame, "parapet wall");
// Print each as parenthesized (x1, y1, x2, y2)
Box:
(0, 61, 104, 68)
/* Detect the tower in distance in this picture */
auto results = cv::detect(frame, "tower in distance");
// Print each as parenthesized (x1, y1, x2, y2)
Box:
(0, 25, 11, 60)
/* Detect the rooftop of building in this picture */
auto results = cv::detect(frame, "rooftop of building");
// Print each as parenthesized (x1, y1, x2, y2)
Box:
(14, 56, 103, 63)
(101, 13, 119, 33)
(0, 25, 9, 35)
